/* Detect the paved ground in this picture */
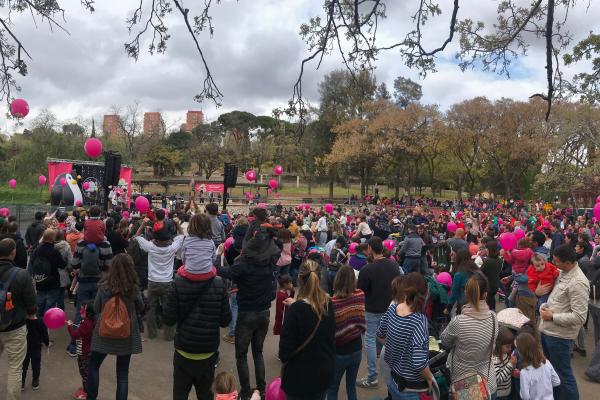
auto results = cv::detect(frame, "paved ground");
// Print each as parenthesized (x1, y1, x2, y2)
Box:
(1, 301, 598, 400)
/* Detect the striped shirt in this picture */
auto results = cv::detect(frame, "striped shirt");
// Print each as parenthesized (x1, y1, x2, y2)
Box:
(440, 309, 498, 395)
(332, 290, 366, 352)
(493, 354, 514, 397)
(377, 304, 428, 382)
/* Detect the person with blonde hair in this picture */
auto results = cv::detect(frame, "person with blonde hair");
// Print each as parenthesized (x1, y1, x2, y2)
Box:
(441, 271, 498, 398)
(279, 259, 335, 400)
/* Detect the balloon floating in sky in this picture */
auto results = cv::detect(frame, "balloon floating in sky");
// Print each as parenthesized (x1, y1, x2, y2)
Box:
(38, 175, 47, 186)
(274, 165, 283, 175)
(84, 137, 103, 158)
(10, 98, 29, 118)
(8, 179, 16, 189)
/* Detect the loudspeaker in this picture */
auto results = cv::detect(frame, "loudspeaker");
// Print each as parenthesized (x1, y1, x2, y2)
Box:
(103, 151, 122, 187)
(223, 163, 238, 188)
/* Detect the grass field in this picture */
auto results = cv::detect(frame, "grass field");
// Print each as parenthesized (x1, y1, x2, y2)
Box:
(0, 186, 49, 205)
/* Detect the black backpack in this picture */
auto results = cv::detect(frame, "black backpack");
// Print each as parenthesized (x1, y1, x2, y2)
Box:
(29, 253, 53, 290)
(0, 267, 19, 330)
(80, 243, 101, 277)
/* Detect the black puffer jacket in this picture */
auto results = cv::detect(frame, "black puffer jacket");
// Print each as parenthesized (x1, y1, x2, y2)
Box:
(163, 274, 231, 354)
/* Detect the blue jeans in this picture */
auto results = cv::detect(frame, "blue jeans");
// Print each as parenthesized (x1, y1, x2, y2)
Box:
(86, 351, 131, 400)
(365, 312, 384, 382)
(403, 257, 421, 274)
(541, 333, 578, 400)
(69, 281, 98, 352)
(327, 350, 361, 400)
(36, 288, 61, 318)
(227, 292, 238, 337)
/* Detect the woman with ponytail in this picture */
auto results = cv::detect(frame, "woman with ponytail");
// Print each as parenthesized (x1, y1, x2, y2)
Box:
(279, 259, 335, 400)
(441, 271, 499, 398)
(377, 272, 433, 399)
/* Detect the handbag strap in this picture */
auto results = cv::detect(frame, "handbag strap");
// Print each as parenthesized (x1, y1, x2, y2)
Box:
(292, 315, 321, 357)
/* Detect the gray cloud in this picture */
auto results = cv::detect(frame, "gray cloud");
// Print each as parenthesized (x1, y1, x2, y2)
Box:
(0, 0, 597, 133)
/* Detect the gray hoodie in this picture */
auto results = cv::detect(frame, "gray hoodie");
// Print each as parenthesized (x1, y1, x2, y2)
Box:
(400, 233, 424, 258)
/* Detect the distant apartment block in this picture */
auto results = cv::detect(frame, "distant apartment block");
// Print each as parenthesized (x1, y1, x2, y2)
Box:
(143, 112, 166, 136)
(102, 114, 122, 137)
(181, 110, 204, 132)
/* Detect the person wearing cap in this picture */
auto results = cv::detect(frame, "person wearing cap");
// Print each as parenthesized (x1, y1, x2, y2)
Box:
(135, 217, 184, 341)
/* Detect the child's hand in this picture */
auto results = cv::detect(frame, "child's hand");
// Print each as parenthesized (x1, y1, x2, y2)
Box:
(67, 320, 73, 326)
(283, 298, 296, 307)
(510, 355, 517, 366)
(250, 390, 261, 400)
(501, 276, 511, 285)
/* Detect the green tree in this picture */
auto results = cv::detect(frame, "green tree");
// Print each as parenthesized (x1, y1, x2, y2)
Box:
(393, 77, 422, 109)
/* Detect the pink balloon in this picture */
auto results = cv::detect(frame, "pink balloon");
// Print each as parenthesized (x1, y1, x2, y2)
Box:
(324, 203, 334, 213)
(8, 179, 16, 189)
(122, 211, 130, 220)
(267, 188, 273, 194)
(224, 237, 234, 251)
(268, 179, 278, 190)
(447, 221, 457, 232)
(436, 272, 453, 287)
(135, 196, 150, 213)
(304, 204, 311, 211)
(38, 175, 47, 186)
(265, 377, 286, 400)
(596, 195, 600, 204)
(383, 239, 395, 252)
(10, 98, 29, 118)
(498, 218, 504, 225)
(84, 137, 103, 158)
(594, 203, 600, 220)
(59, 177, 67, 187)
(245, 170, 256, 182)
(83, 181, 90, 191)
(348, 242, 359, 254)
(0, 208, 9, 217)
(499, 232, 517, 251)
(513, 228, 525, 240)
(43, 307, 66, 330)
(274, 165, 283, 175)
(75, 200, 82, 207)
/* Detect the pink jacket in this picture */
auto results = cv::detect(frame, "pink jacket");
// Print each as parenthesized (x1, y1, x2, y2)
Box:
(277, 242, 292, 267)
(504, 248, 534, 275)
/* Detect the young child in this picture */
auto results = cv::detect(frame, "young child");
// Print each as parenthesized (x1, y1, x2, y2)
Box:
(22, 312, 49, 391)
(493, 326, 516, 400)
(273, 274, 294, 336)
(83, 205, 105, 244)
(213, 371, 260, 400)
(527, 254, 559, 306)
(67, 301, 96, 400)
(516, 332, 560, 400)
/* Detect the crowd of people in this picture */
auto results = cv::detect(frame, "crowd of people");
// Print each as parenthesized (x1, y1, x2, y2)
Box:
(0, 196, 598, 400)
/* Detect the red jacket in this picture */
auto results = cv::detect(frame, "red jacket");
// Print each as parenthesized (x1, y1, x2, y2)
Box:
(273, 289, 295, 335)
(83, 219, 105, 244)
(504, 248, 534, 275)
(67, 319, 95, 356)
(527, 262, 559, 294)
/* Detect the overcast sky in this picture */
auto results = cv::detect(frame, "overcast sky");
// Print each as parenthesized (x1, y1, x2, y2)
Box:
(3, 0, 599, 133)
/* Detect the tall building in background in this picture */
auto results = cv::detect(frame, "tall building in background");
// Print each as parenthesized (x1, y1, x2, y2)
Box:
(143, 112, 165, 136)
(182, 110, 204, 132)
(102, 115, 122, 137)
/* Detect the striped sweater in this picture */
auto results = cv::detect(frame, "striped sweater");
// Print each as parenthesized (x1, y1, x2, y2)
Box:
(440, 302, 498, 395)
(493, 354, 514, 397)
(332, 290, 366, 350)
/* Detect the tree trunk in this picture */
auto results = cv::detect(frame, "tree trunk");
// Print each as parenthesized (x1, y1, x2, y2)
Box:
(307, 178, 312, 195)
(329, 175, 334, 199)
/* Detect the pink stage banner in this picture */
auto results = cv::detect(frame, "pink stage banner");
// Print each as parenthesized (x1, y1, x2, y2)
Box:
(195, 183, 224, 193)
(118, 167, 133, 208)
(48, 162, 73, 193)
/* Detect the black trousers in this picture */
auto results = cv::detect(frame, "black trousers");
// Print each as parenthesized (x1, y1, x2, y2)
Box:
(173, 351, 217, 400)
(22, 346, 42, 383)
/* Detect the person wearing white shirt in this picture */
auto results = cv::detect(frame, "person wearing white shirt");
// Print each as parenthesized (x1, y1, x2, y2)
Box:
(316, 213, 328, 246)
(517, 332, 560, 400)
(135, 217, 184, 340)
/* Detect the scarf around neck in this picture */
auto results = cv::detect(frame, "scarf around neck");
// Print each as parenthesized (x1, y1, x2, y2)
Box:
(461, 300, 492, 320)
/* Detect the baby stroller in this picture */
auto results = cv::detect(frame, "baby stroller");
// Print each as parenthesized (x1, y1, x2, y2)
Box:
(425, 276, 449, 336)
(429, 350, 450, 400)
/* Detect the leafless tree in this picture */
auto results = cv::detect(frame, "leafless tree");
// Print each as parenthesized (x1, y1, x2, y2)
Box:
(111, 102, 142, 162)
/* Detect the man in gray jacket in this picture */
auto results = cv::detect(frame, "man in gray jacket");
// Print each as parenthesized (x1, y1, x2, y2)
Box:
(399, 224, 424, 273)
(206, 203, 225, 247)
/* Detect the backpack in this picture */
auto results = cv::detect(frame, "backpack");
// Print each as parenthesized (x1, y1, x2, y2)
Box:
(29, 252, 53, 290)
(80, 243, 101, 277)
(99, 295, 131, 339)
(0, 268, 19, 330)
